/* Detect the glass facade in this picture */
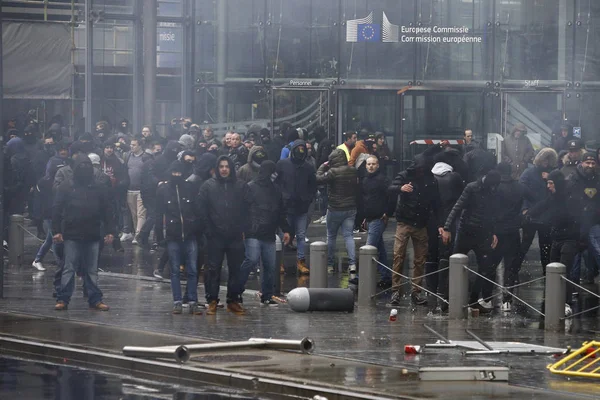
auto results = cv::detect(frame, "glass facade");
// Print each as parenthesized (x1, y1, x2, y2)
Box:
(4, 0, 600, 167)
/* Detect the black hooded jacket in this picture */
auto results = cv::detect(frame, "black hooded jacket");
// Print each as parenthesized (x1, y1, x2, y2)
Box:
(155, 161, 200, 242)
(187, 153, 217, 194)
(275, 140, 317, 214)
(389, 155, 442, 228)
(566, 164, 600, 232)
(244, 161, 291, 241)
(5, 137, 35, 206)
(361, 167, 394, 221)
(52, 156, 115, 241)
(444, 172, 500, 235)
(197, 156, 247, 238)
(529, 170, 579, 241)
(494, 171, 531, 234)
(316, 149, 358, 211)
(141, 140, 181, 207)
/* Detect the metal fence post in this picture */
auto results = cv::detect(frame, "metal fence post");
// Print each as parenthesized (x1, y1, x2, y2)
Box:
(310, 241, 327, 288)
(8, 214, 24, 266)
(449, 253, 469, 319)
(274, 235, 282, 295)
(358, 245, 378, 307)
(545, 262, 566, 331)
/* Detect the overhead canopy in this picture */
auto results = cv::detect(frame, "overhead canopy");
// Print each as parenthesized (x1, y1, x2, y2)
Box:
(3, 22, 73, 99)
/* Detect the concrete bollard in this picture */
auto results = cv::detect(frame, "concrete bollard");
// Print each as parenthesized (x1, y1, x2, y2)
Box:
(448, 253, 469, 319)
(274, 235, 283, 295)
(310, 241, 328, 288)
(9, 215, 24, 266)
(358, 245, 378, 307)
(545, 263, 566, 331)
(287, 287, 355, 312)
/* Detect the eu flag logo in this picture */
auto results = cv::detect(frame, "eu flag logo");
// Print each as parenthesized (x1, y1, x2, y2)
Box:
(357, 24, 381, 42)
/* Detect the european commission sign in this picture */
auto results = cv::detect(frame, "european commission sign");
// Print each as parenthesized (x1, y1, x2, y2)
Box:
(346, 12, 482, 44)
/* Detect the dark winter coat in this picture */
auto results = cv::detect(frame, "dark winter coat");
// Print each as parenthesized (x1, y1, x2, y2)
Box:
(52, 159, 115, 241)
(5, 137, 35, 210)
(156, 179, 200, 242)
(529, 170, 579, 241)
(142, 141, 181, 207)
(100, 153, 129, 194)
(519, 165, 551, 215)
(566, 165, 600, 234)
(494, 175, 530, 234)
(275, 140, 317, 214)
(444, 178, 499, 235)
(463, 147, 497, 183)
(360, 167, 393, 221)
(502, 133, 534, 179)
(197, 156, 247, 239)
(389, 155, 442, 228)
(316, 138, 336, 168)
(243, 161, 290, 241)
(316, 149, 358, 211)
(237, 146, 264, 183)
(186, 153, 217, 195)
(32, 145, 55, 182)
(431, 162, 464, 221)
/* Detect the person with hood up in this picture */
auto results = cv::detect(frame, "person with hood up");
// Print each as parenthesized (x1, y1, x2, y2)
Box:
(552, 124, 573, 153)
(388, 154, 442, 307)
(187, 152, 217, 193)
(527, 169, 579, 316)
(197, 156, 248, 315)
(155, 160, 202, 314)
(436, 147, 468, 184)
(70, 132, 98, 156)
(138, 140, 181, 246)
(442, 170, 502, 313)
(275, 140, 317, 275)
(360, 155, 395, 287)
(52, 155, 115, 311)
(348, 131, 372, 167)
(491, 162, 532, 311)
(195, 139, 208, 158)
(518, 147, 558, 276)
(279, 128, 300, 160)
(316, 149, 359, 275)
(238, 146, 267, 183)
(178, 134, 195, 152)
(425, 155, 464, 306)
(101, 142, 130, 245)
(46, 122, 64, 142)
(463, 144, 497, 183)
(22, 124, 40, 161)
(502, 123, 534, 180)
(560, 138, 586, 179)
(238, 161, 291, 306)
(116, 119, 131, 136)
(260, 128, 280, 162)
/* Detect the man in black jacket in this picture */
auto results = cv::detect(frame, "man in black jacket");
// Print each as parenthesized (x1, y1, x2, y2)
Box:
(156, 161, 202, 315)
(197, 156, 247, 315)
(388, 154, 442, 306)
(52, 156, 114, 311)
(442, 170, 501, 313)
(317, 149, 358, 274)
(491, 163, 531, 311)
(426, 156, 464, 305)
(238, 161, 291, 306)
(361, 155, 394, 287)
(275, 140, 317, 275)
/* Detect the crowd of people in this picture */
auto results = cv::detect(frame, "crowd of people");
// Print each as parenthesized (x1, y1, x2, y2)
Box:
(3, 114, 598, 317)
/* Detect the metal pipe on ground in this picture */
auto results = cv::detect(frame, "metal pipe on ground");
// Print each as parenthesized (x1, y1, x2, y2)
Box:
(122, 345, 190, 363)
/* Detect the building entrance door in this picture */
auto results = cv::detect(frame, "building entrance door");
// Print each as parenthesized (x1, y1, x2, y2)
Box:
(270, 87, 334, 139)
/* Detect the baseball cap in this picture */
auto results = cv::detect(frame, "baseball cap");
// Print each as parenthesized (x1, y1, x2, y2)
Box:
(568, 139, 582, 151)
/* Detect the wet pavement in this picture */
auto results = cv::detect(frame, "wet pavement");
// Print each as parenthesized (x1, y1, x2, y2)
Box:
(1, 356, 277, 399)
(1, 217, 600, 399)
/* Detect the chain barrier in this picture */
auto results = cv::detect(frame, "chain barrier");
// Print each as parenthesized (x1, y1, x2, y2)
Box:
(18, 224, 45, 244)
(463, 275, 547, 308)
(369, 260, 449, 298)
(463, 266, 545, 316)
(560, 276, 600, 320)
(372, 258, 448, 304)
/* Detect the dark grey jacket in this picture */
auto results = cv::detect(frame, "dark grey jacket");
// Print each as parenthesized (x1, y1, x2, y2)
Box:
(316, 149, 358, 211)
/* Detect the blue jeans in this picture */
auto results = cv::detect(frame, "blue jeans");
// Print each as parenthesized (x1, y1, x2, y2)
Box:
(167, 238, 198, 303)
(367, 218, 390, 281)
(58, 240, 102, 306)
(35, 219, 54, 262)
(326, 209, 357, 266)
(585, 225, 600, 280)
(287, 213, 308, 260)
(239, 238, 276, 301)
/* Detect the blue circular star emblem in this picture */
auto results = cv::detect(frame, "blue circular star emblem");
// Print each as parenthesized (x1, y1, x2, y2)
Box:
(361, 25, 375, 40)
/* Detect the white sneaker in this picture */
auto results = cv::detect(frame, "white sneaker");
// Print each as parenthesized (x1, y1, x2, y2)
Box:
(312, 216, 325, 224)
(321, 217, 327, 224)
(120, 233, 134, 242)
(32, 261, 46, 271)
(327, 266, 335, 273)
(305, 237, 310, 243)
(501, 301, 511, 312)
(353, 229, 360, 234)
(348, 264, 357, 274)
(478, 298, 493, 311)
(565, 303, 573, 317)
